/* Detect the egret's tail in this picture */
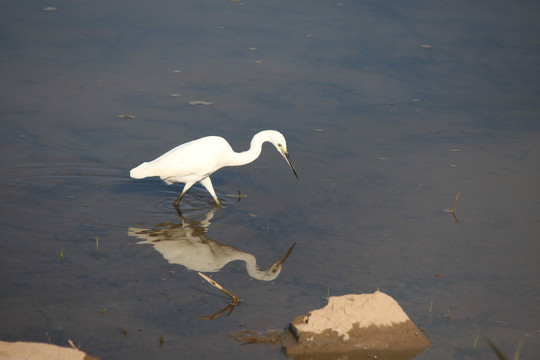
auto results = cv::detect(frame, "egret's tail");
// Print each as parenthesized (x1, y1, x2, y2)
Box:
(130, 162, 154, 179)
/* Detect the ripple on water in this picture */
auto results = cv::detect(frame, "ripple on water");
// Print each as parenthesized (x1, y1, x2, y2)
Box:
(0, 163, 132, 235)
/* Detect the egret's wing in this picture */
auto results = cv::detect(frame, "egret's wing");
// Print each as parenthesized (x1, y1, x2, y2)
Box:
(148, 136, 231, 183)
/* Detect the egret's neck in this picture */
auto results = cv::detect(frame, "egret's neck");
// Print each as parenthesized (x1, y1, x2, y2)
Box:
(237, 252, 281, 281)
(227, 131, 270, 167)
(232, 252, 266, 280)
(243, 255, 268, 280)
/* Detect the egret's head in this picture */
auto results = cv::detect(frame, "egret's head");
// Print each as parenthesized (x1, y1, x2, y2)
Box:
(248, 242, 296, 281)
(268, 131, 298, 179)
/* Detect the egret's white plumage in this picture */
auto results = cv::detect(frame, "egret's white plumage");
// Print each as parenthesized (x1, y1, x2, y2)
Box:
(130, 130, 297, 206)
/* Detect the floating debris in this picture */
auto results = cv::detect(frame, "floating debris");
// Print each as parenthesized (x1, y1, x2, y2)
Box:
(118, 114, 136, 119)
(173, 69, 182, 73)
(313, 128, 324, 132)
(305, 34, 313, 38)
(170, 93, 182, 97)
(449, 148, 462, 152)
(378, 156, 388, 160)
(42, 7, 57, 12)
(421, 44, 432, 49)
(189, 100, 213, 106)
(254, 60, 263, 64)
(248, 47, 257, 51)
(411, 98, 421, 103)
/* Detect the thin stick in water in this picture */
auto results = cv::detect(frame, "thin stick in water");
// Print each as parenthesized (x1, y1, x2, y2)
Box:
(198, 272, 241, 305)
(448, 191, 461, 213)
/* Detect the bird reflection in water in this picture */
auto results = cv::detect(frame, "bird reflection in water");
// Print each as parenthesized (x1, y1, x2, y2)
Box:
(128, 208, 296, 281)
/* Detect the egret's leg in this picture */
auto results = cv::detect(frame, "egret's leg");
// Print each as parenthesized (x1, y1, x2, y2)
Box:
(174, 182, 194, 207)
(200, 177, 221, 206)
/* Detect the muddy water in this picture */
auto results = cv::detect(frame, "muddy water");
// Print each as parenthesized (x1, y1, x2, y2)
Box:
(1, 1, 539, 359)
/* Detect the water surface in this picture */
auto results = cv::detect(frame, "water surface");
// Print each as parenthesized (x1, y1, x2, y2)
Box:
(1, 1, 539, 359)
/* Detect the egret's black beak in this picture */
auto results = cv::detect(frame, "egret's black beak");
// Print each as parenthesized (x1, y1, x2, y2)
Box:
(282, 150, 298, 179)
(277, 242, 296, 265)
(270, 242, 297, 275)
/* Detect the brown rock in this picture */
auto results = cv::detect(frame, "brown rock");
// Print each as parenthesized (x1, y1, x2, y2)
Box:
(0, 341, 99, 360)
(283, 291, 430, 359)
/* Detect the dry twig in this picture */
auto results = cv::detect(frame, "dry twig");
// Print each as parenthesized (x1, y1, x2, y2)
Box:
(198, 272, 241, 305)
(448, 190, 461, 213)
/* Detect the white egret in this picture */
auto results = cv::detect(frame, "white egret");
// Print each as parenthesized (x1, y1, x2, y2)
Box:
(130, 130, 298, 206)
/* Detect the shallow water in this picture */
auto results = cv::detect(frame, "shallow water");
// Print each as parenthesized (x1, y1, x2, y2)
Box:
(1, 1, 539, 359)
